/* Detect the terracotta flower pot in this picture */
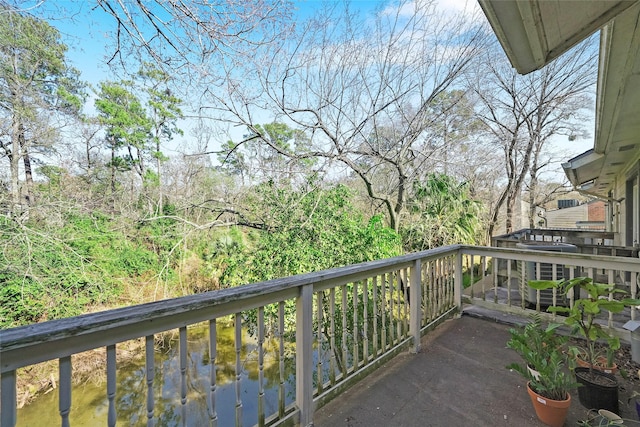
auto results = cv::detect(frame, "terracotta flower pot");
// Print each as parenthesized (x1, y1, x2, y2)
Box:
(575, 354, 618, 374)
(526, 382, 571, 427)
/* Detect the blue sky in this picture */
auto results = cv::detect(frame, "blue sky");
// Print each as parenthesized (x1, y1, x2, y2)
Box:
(23, 0, 591, 165)
(34, 0, 479, 88)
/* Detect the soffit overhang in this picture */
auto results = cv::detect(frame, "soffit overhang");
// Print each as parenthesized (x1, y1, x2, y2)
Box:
(479, 0, 640, 198)
(477, 0, 637, 74)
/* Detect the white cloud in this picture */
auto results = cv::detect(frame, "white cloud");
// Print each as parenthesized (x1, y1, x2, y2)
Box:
(380, 0, 480, 19)
(435, 0, 481, 17)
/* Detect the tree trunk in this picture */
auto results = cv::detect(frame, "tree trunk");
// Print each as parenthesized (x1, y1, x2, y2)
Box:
(156, 137, 162, 215)
(9, 117, 21, 215)
(529, 171, 538, 229)
(110, 144, 116, 194)
(505, 190, 516, 234)
(20, 128, 34, 206)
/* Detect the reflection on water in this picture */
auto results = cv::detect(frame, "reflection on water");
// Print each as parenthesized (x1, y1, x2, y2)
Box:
(17, 323, 296, 427)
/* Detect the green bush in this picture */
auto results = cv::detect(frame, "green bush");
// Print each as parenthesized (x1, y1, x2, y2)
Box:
(0, 213, 164, 328)
(219, 184, 402, 286)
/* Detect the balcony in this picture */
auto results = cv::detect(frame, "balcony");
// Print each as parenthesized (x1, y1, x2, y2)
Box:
(2, 245, 640, 426)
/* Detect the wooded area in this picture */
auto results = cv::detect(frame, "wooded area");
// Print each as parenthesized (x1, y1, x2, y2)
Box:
(0, 0, 597, 328)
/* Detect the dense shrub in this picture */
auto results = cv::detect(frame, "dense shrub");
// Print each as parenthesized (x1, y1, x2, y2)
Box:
(0, 214, 162, 328)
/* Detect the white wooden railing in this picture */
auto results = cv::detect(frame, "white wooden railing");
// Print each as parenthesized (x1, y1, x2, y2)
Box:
(1, 246, 462, 427)
(2, 245, 640, 427)
(461, 246, 640, 330)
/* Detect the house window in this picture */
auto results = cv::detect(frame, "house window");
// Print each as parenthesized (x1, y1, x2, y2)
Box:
(626, 168, 640, 247)
(634, 181, 639, 245)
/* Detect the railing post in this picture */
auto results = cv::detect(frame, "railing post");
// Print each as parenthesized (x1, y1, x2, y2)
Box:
(1, 370, 17, 427)
(296, 284, 314, 426)
(454, 251, 463, 311)
(410, 259, 422, 353)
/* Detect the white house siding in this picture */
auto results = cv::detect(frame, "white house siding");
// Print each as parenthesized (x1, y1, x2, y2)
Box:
(610, 160, 640, 246)
(544, 204, 589, 229)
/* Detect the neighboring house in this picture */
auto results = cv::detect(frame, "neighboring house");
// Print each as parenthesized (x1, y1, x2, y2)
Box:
(480, 1, 640, 248)
(492, 196, 543, 236)
(543, 200, 606, 230)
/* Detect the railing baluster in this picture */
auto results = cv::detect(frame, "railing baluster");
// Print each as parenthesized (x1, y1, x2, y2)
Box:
(258, 307, 265, 426)
(395, 271, 401, 342)
(410, 260, 422, 353)
(428, 261, 434, 321)
(633, 271, 639, 321)
(389, 272, 396, 344)
(402, 268, 409, 336)
(146, 335, 155, 427)
(507, 257, 515, 307)
(437, 256, 442, 305)
(422, 262, 428, 325)
(179, 326, 187, 427)
(535, 262, 541, 312)
(381, 273, 387, 350)
(437, 259, 443, 315)
(329, 288, 337, 385)
(481, 256, 487, 300)
(445, 257, 451, 308)
(432, 259, 440, 318)
(442, 256, 453, 313)
(1, 370, 17, 427)
(59, 356, 72, 427)
(445, 257, 450, 311)
(372, 276, 379, 356)
(352, 281, 359, 368)
(448, 256, 453, 308)
(278, 301, 286, 418)
(492, 256, 498, 304)
(363, 279, 369, 363)
(442, 258, 448, 310)
(234, 314, 243, 427)
(434, 261, 438, 314)
(552, 263, 558, 311)
(469, 254, 475, 299)
(106, 344, 117, 427)
(208, 319, 218, 427)
(341, 284, 348, 378)
(520, 260, 526, 309)
(315, 294, 324, 394)
(443, 257, 449, 310)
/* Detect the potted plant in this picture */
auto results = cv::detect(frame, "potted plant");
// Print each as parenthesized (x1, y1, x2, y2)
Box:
(531, 276, 640, 414)
(568, 344, 618, 374)
(506, 314, 579, 427)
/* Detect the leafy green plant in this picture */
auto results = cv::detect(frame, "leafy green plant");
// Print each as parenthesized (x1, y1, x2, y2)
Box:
(531, 277, 640, 375)
(402, 173, 484, 251)
(506, 314, 579, 400)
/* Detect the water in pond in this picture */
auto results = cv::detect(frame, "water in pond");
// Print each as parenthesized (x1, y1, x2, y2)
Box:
(16, 323, 297, 427)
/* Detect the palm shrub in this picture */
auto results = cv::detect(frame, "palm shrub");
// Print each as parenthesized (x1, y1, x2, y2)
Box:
(506, 314, 579, 400)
